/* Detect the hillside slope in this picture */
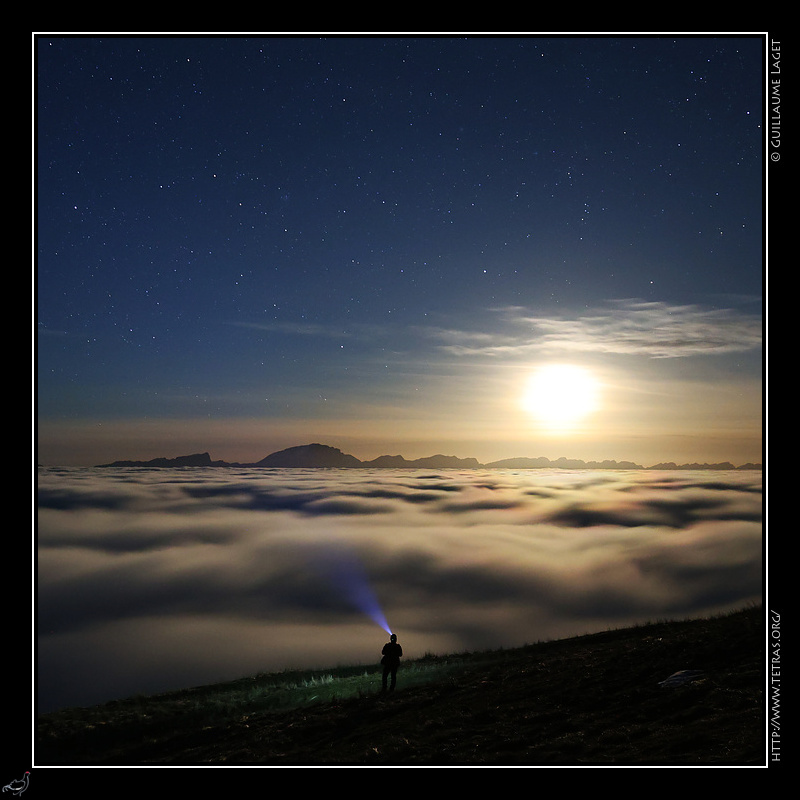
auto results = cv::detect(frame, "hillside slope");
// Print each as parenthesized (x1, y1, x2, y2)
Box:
(37, 607, 765, 766)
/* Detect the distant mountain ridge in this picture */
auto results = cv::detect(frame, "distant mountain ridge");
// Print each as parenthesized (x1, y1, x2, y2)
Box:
(96, 443, 762, 471)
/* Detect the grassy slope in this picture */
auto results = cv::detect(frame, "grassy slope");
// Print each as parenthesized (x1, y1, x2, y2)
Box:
(36, 606, 765, 766)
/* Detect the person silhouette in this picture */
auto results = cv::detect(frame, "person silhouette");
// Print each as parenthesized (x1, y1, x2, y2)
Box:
(381, 633, 403, 692)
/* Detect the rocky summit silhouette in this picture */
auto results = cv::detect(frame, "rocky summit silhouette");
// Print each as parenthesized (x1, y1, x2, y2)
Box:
(255, 443, 362, 468)
(96, 452, 230, 468)
(95, 443, 762, 471)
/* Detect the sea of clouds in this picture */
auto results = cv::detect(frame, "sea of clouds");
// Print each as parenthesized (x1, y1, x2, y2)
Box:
(36, 466, 762, 713)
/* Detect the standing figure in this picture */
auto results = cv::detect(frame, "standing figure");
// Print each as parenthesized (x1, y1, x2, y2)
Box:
(381, 633, 403, 692)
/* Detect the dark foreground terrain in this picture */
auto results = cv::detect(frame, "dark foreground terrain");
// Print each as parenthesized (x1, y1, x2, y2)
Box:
(37, 607, 766, 766)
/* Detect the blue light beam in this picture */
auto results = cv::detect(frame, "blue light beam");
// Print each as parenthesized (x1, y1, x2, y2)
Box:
(313, 545, 392, 634)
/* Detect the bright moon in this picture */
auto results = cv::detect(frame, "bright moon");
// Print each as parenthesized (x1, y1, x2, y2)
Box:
(522, 364, 600, 431)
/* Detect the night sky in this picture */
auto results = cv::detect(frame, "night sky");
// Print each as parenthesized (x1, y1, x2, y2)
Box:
(36, 35, 765, 467)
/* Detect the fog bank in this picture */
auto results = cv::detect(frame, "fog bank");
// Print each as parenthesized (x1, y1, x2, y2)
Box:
(37, 467, 762, 712)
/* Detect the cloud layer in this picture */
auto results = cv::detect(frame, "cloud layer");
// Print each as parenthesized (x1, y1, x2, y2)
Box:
(427, 300, 763, 359)
(37, 465, 762, 712)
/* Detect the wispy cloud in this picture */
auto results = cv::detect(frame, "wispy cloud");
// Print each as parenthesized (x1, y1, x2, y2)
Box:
(228, 320, 354, 340)
(228, 299, 762, 363)
(229, 319, 388, 341)
(426, 300, 763, 360)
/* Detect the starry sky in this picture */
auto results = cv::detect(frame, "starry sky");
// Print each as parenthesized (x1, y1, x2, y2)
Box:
(35, 35, 765, 467)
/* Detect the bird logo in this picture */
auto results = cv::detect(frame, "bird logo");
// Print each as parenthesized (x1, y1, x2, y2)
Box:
(2, 773, 29, 796)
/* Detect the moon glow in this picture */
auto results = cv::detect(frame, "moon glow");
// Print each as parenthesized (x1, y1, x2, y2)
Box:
(522, 364, 601, 431)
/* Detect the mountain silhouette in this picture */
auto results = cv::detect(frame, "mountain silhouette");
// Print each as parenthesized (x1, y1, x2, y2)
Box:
(96, 452, 229, 468)
(255, 443, 362, 468)
(95, 443, 761, 471)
